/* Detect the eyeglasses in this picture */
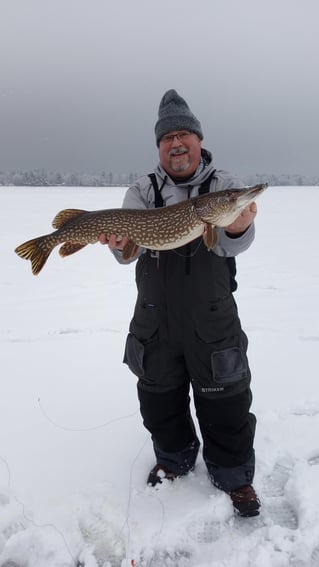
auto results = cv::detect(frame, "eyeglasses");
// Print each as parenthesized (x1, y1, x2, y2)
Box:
(160, 131, 193, 144)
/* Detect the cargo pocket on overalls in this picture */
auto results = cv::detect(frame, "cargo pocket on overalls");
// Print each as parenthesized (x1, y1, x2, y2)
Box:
(190, 296, 250, 396)
(211, 346, 248, 385)
(123, 333, 145, 377)
(123, 301, 159, 378)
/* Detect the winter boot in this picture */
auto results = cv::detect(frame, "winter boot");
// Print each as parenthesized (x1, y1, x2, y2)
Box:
(230, 484, 261, 517)
(147, 464, 178, 487)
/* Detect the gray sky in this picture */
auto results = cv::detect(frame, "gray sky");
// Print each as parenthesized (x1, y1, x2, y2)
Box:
(1, 0, 318, 178)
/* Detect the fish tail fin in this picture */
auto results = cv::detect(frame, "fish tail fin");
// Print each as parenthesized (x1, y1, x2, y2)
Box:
(15, 236, 53, 275)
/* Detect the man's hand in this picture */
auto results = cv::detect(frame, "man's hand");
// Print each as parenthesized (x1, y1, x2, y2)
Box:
(225, 202, 257, 236)
(99, 233, 139, 259)
(99, 233, 128, 250)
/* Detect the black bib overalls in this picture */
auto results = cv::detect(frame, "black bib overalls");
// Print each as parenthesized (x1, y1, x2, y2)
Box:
(123, 180, 257, 492)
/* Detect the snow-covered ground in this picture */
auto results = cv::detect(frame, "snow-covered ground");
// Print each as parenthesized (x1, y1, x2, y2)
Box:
(1, 184, 319, 567)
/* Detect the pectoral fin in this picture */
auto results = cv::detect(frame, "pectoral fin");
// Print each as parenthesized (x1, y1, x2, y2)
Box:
(122, 240, 139, 260)
(203, 224, 217, 251)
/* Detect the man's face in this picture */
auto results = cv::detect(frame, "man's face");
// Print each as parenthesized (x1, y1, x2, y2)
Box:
(159, 130, 202, 179)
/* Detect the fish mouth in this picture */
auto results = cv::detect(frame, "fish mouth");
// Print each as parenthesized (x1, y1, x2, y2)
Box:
(235, 183, 267, 207)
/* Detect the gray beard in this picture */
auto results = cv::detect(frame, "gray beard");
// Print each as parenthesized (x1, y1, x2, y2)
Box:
(169, 153, 191, 173)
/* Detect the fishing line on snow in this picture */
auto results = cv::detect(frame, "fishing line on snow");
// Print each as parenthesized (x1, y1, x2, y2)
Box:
(37, 396, 167, 565)
(13, 500, 81, 567)
(0, 424, 151, 566)
(114, 434, 167, 567)
(117, 434, 149, 562)
(37, 397, 139, 431)
(0, 454, 11, 488)
(0, 453, 82, 566)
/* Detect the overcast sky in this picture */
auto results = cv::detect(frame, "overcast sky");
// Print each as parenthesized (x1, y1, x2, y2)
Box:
(0, 0, 318, 178)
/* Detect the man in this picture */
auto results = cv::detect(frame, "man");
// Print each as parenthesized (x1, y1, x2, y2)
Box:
(100, 89, 260, 517)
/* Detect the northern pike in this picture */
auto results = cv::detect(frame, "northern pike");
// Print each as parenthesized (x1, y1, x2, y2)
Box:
(15, 183, 267, 275)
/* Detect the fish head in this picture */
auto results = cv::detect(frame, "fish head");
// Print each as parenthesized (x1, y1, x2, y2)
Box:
(195, 183, 267, 227)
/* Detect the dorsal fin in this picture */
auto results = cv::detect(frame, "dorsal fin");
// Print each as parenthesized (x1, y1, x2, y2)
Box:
(52, 209, 88, 230)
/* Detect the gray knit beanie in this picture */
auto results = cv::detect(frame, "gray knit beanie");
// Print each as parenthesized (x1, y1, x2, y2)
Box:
(155, 89, 203, 146)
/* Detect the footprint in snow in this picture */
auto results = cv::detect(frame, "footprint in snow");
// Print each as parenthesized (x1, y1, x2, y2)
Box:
(262, 459, 298, 529)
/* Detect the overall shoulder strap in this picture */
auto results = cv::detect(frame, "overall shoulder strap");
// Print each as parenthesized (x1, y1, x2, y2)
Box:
(150, 169, 217, 204)
(198, 169, 217, 195)
(148, 173, 164, 208)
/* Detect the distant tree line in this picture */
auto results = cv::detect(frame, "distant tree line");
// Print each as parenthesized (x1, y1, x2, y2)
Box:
(244, 172, 319, 187)
(0, 170, 140, 187)
(0, 169, 318, 187)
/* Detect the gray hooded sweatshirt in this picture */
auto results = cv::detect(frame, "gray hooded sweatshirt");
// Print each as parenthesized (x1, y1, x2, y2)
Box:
(112, 149, 254, 263)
